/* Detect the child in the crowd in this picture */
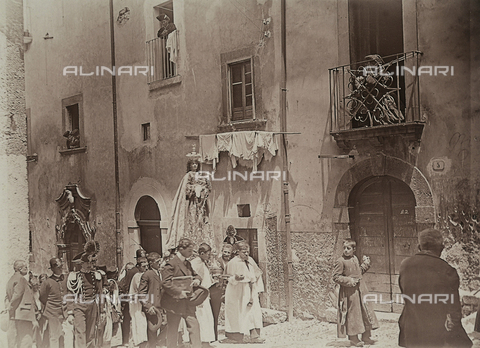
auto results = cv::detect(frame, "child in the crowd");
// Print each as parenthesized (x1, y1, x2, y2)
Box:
(333, 239, 379, 347)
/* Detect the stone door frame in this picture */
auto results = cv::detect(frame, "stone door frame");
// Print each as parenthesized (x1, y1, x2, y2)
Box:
(332, 154, 435, 255)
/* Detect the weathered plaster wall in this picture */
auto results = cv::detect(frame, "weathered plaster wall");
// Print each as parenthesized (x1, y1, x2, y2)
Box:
(413, 0, 480, 289)
(0, 0, 29, 312)
(113, 0, 285, 308)
(284, 0, 341, 318)
(25, 0, 117, 273)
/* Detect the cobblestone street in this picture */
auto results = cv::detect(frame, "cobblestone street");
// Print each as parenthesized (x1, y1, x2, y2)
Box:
(209, 312, 480, 348)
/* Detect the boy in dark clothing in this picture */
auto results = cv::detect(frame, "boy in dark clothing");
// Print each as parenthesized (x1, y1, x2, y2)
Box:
(333, 239, 378, 347)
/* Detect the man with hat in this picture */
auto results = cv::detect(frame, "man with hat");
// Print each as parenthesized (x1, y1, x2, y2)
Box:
(66, 240, 104, 348)
(156, 13, 176, 38)
(39, 258, 68, 348)
(161, 238, 204, 348)
(138, 252, 165, 348)
(118, 248, 147, 346)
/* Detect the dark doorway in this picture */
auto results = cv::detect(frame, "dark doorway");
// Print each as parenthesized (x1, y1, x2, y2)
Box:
(64, 223, 86, 272)
(236, 228, 259, 264)
(348, 0, 406, 128)
(349, 176, 417, 313)
(135, 196, 162, 255)
(349, 0, 404, 65)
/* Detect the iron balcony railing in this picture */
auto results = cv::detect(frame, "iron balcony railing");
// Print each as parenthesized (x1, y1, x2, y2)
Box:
(329, 51, 422, 132)
(146, 35, 177, 83)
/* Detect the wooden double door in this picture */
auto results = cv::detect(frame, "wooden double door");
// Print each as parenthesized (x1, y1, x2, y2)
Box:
(349, 176, 417, 313)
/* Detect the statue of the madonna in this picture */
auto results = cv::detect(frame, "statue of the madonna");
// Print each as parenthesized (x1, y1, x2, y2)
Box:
(164, 155, 214, 253)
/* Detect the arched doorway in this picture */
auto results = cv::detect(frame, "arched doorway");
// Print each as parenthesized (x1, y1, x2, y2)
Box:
(135, 196, 162, 255)
(348, 176, 418, 313)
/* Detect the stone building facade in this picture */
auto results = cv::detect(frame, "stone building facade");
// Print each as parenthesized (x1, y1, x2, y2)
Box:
(0, 0, 29, 300)
(23, 0, 480, 319)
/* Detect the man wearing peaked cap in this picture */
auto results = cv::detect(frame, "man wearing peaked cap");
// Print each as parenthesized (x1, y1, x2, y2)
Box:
(66, 240, 104, 348)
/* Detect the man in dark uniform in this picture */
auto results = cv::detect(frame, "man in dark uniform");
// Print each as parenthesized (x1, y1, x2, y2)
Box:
(118, 248, 147, 346)
(39, 258, 68, 348)
(161, 238, 202, 348)
(398, 229, 472, 348)
(66, 241, 104, 348)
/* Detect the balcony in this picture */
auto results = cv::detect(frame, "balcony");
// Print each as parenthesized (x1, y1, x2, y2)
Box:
(146, 35, 177, 84)
(329, 51, 424, 149)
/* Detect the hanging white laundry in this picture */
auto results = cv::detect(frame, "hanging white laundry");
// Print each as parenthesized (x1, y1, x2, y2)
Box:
(217, 133, 233, 152)
(256, 131, 278, 161)
(166, 30, 178, 63)
(199, 134, 218, 170)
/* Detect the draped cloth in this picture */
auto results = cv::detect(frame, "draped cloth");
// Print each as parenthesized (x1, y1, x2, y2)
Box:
(199, 135, 219, 170)
(166, 30, 178, 63)
(198, 132, 279, 172)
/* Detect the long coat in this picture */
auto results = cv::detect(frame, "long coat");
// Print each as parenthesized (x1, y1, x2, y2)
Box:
(333, 255, 379, 337)
(5, 273, 36, 322)
(398, 252, 472, 348)
(161, 255, 202, 317)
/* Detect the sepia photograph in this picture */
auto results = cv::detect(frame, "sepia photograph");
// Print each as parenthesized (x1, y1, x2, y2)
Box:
(0, 0, 479, 347)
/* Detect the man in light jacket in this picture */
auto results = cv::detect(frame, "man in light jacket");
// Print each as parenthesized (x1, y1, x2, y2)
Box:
(5, 259, 36, 348)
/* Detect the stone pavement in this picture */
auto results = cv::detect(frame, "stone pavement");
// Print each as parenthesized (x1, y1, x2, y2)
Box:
(210, 313, 401, 348)
(210, 312, 480, 348)
(97, 310, 480, 348)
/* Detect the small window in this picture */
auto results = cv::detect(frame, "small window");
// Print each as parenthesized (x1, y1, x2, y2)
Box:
(142, 123, 151, 141)
(62, 94, 83, 149)
(229, 60, 254, 121)
(237, 204, 251, 217)
(66, 104, 80, 133)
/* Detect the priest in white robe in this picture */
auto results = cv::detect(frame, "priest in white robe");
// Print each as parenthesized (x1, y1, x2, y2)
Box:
(190, 243, 216, 343)
(224, 241, 265, 343)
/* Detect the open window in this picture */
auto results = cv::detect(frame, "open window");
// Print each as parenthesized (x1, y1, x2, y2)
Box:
(147, 1, 177, 83)
(220, 47, 265, 131)
(230, 60, 254, 121)
(348, 0, 405, 128)
(62, 94, 83, 149)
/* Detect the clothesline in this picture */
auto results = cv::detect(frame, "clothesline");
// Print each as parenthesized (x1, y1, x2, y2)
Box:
(185, 132, 300, 139)
(189, 131, 287, 171)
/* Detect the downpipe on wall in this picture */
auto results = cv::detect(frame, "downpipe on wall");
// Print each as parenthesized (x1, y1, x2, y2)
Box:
(280, 0, 294, 321)
(109, 0, 122, 270)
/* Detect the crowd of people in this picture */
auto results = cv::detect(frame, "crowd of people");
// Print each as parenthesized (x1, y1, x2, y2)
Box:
(4, 227, 480, 348)
(3, 227, 265, 348)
